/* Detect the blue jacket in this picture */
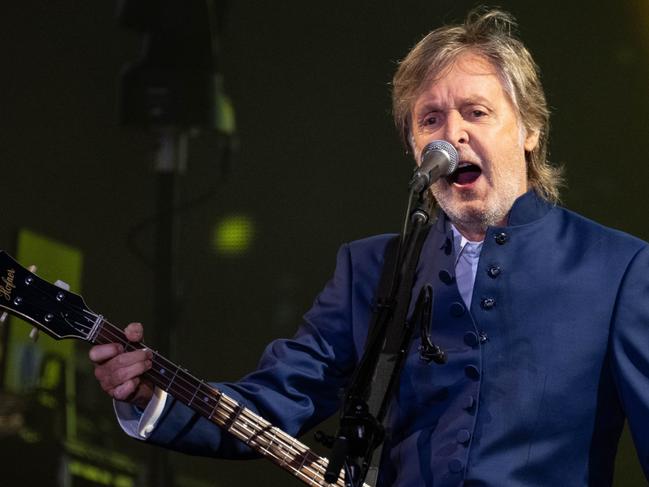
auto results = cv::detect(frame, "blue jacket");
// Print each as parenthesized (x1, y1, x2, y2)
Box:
(148, 191, 649, 486)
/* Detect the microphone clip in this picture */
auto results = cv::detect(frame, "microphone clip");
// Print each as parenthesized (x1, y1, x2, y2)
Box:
(412, 284, 447, 365)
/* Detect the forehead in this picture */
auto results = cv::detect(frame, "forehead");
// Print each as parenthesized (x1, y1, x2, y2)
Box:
(413, 52, 513, 108)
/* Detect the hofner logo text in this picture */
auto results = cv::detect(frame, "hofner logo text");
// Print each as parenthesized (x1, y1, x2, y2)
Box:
(0, 269, 16, 301)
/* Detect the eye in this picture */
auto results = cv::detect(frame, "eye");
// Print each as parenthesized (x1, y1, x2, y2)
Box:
(466, 106, 489, 120)
(421, 113, 439, 127)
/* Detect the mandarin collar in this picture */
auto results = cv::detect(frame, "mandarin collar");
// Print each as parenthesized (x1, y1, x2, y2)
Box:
(433, 189, 553, 235)
(505, 190, 554, 226)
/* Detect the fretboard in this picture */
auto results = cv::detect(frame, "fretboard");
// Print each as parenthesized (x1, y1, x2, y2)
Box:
(94, 320, 367, 487)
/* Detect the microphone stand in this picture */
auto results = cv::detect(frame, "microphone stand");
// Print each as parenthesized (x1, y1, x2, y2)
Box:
(322, 187, 433, 487)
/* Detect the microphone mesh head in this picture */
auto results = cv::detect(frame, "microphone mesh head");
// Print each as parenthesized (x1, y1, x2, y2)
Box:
(421, 140, 459, 175)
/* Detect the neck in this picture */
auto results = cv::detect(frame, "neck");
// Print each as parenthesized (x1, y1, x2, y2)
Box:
(453, 223, 486, 242)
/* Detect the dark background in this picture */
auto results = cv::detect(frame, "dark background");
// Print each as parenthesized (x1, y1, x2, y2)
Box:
(1, 1, 648, 485)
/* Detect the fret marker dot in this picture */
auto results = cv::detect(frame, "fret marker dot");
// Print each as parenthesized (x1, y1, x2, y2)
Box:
(204, 396, 209, 402)
(160, 368, 166, 375)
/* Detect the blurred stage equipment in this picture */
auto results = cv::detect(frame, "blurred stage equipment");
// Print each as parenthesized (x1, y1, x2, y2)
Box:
(118, 1, 235, 485)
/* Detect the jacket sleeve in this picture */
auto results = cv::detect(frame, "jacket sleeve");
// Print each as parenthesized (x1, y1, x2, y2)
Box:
(145, 243, 361, 458)
(610, 244, 649, 479)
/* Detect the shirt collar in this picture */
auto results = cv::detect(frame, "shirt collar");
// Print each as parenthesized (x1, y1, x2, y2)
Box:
(451, 224, 483, 265)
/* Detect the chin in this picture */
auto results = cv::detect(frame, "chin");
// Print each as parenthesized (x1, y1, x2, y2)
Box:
(437, 196, 509, 231)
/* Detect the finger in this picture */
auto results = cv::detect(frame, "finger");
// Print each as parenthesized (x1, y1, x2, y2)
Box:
(88, 343, 124, 364)
(95, 354, 153, 390)
(112, 348, 153, 368)
(91, 346, 148, 369)
(124, 322, 144, 343)
(112, 378, 140, 401)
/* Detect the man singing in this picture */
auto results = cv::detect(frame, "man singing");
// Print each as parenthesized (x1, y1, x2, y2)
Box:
(90, 8, 649, 486)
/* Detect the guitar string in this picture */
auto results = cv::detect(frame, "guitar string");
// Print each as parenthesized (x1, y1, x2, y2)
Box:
(96, 324, 348, 486)
(12, 284, 333, 483)
(94, 320, 341, 485)
(23, 283, 345, 486)
(24, 287, 343, 485)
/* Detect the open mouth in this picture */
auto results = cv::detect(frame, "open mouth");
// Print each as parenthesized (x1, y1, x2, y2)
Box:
(448, 162, 482, 186)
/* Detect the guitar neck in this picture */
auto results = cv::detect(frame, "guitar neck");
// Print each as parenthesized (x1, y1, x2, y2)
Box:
(93, 320, 357, 487)
(0, 250, 368, 486)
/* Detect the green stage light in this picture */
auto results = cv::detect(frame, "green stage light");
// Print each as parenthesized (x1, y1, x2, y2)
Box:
(212, 215, 254, 255)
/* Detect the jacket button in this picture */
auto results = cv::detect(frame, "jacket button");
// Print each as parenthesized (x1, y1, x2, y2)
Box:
(465, 365, 480, 380)
(494, 232, 509, 245)
(463, 395, 475, 410)
(481, 297, 496, 310)
(487, 265, 501, 278)
(438, 270, 454, 284)
(464, 331, 479, 347)
(448, 458, 464, 473)
(450, 302, 465, 317)
(456, 429, 471, 444)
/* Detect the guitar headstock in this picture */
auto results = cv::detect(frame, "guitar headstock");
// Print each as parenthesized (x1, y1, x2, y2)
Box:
(0, 251, 99, 342)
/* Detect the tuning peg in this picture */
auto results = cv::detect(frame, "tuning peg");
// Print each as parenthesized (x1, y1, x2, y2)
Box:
(0, 311, 8, 338)
(54, 280, 70, 291)
(27, 265, 39, 341)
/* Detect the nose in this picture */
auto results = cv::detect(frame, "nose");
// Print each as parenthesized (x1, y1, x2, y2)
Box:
(443, 111, 468, 146)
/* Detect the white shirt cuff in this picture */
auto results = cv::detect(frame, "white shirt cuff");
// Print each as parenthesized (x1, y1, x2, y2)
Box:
(114, 387, 169, 439)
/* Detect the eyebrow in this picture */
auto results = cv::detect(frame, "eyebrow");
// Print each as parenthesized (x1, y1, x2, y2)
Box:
(461, 95, 494, 107)
(416, 95, 493, 113)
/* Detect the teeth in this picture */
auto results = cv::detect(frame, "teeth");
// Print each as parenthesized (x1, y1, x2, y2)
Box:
(458, 162, 472, 168)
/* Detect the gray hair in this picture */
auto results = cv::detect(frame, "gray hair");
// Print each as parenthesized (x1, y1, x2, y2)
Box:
(392, 7, 562, 202)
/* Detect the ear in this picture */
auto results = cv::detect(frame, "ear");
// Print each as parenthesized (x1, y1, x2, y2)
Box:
(408, 131, 421, 164)
(524, 128, 540, 152)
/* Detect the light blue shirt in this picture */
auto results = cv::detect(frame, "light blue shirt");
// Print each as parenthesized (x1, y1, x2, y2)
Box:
(451, 225, 484, 308)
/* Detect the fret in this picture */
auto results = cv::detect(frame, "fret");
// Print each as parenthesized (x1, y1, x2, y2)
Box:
(292, 466, 313, 484)
(209, 391, 224, 423)
(166, 365, 179, 391)
(285, 434, 309, 460)
(310, 463, 322, 485)
(226, 405, 244, 431)
(214, 400, 240, 426)
(280, 436, 295, 466)
(187, 379, 203, 406)
(232, 409, 264, 448)
(289, 462, 309, 483)
(124, 336, 367, 487)
(303, 464, 324, 487)
(260, 440, 293, 471)
(305, 453, 326, 482)
(150, 354, 173, 390)
(0, 250, 374, 487)
(266, 428, 296, 467)
(263, 429, 278, 458)
(297, 448, 310, 477)
(195, 381, 218, 420)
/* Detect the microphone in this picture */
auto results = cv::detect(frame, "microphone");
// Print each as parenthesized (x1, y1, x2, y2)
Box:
(409, 140, 459, 193)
